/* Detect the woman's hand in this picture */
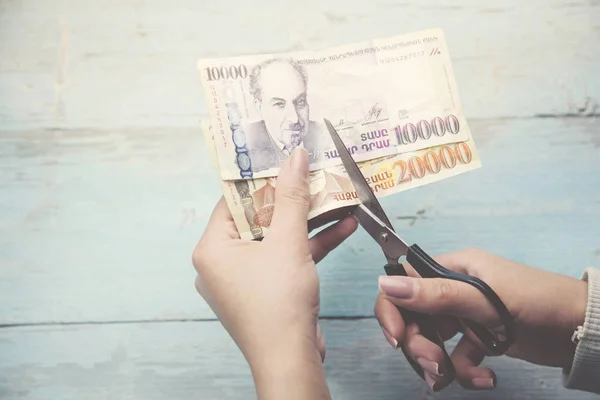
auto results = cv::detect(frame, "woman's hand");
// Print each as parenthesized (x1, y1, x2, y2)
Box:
(192, 148, 358, 400)
(375, 248, 588, 392)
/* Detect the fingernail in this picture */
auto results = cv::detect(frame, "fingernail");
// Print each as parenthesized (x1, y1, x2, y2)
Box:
(471, 377, 496, 389)
(378, 276, 414, 299)
(424, 372, 440, 392)
(290, 147, 309, 178)
(416, 357, 443, 377)
(381, 326, 398, 348)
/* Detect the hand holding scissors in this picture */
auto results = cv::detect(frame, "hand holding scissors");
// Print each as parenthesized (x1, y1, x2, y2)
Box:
(324, 119, 516, 389)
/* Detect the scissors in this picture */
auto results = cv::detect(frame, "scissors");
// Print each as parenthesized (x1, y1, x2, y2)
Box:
(323, 118, 516, 381)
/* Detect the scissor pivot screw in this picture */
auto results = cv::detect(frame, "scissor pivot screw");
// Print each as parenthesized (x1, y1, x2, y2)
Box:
(380, 233, 388, 243)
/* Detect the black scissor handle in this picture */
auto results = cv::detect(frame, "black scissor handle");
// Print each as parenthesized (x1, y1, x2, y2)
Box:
(384, 263, 456, 381)
(406, 244, 516, 355)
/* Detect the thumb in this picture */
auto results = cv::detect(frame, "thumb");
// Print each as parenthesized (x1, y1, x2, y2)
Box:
(268, 147, 310, 240)
(378, 275, 499, 326)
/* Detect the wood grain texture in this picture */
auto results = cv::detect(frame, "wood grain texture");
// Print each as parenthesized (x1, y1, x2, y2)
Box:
(1, 1, 600, 398)
(1, 319, 597, 400)
(0, 0, 599, 130)
(1, 118, 599, 324)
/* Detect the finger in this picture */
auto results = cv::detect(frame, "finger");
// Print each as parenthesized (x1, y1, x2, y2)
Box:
(201, 197, 241, 241)
(307, 206, 354, 233)
(403, 248, 501, 280)
(267, 148, 310, 245)
(378, 275, 499, 326)
(374, 294, 405, 348)
(309, 216, 358, 263)
(191, 197, 240, 275)
(451, 335, 497, 390)
(402, 253, 470, 278)
(375, 293, 459, 345)
(194, 273, 213, 304)
(375, 295, 456, 392)
(316, 323, 326, 362)
(402, 322, 454, 392)
(436, 315, 462, 341)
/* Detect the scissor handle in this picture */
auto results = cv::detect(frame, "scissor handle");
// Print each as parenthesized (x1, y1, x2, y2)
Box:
(406, 244, 516, 355)
(384, 263, 456, 381)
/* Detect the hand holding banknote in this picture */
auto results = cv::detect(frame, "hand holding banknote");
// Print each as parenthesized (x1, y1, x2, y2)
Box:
(192, 147, 357, 400)
(198, 28, 483, 241)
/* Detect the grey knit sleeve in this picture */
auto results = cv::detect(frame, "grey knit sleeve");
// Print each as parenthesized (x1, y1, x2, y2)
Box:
(563, 267, 600, 394)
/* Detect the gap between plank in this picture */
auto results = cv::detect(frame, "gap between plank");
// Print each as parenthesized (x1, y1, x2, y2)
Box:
(0, 315, 375, 329)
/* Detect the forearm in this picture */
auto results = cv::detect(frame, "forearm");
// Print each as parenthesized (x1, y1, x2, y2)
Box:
(249, 334, 331, 400)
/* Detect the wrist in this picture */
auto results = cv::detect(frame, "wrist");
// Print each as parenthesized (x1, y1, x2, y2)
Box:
(248, 329, 330, 400)
(561, 279, 589, 369)
(563, 267, 600, 393)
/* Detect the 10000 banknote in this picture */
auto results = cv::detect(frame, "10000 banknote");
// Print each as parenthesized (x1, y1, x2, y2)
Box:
(202, 120, 481, 241)
(197, 28, 472, 181)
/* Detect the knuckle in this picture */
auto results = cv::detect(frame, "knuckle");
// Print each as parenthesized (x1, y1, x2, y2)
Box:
(405, 321, 420, 337)
(432, 280, 460, 309)
(279, 184, 310, 207)
(403, 325, 422, 353)
(461, 247, 482, 257)
(428, 344, 445, 363)
(405, 336, 419, 354)
(191, 242, 210, 274)
(191, 246, 202, 267)
(373, 295, 385, 318)
(194, 274, 203, 294)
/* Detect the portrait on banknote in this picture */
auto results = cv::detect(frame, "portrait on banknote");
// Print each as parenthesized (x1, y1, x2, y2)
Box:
(242, 58, 329, 172)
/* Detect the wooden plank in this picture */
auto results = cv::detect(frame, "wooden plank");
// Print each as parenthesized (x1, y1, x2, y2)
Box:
(1, 118, 599, 324)
(0, 319, 597, 399)
(0, 128, 218, 324)
(0, 0, 598, 131)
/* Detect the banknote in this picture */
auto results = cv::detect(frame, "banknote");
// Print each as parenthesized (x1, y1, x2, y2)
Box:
(201, 120, 481, 241)
(197, 28, 471, 181)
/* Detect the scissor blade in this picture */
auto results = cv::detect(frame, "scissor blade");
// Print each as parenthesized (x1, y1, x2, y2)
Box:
(323, 118, 395, 230)
(354, 204, 409, 259)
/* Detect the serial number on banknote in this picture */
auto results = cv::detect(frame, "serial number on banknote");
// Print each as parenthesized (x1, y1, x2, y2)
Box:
(379, 51, 426, 64)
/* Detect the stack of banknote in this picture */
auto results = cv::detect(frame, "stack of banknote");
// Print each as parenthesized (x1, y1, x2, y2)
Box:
(197, 28, 481, 240)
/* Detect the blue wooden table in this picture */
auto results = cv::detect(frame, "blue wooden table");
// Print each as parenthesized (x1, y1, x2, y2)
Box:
(1, 1, 599, 399)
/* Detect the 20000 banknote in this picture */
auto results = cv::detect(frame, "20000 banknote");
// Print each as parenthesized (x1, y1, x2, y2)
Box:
(197, 28, 472, 181)
(202, 120, 481, 241)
